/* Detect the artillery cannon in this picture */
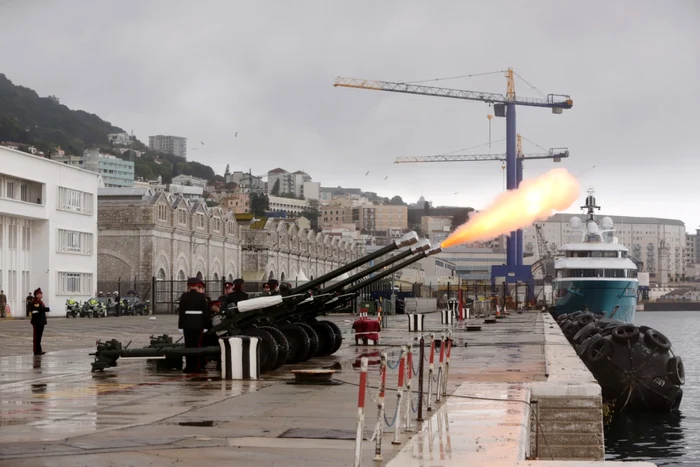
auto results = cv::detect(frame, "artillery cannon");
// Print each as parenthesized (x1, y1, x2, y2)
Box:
(90, 232, 440, 373)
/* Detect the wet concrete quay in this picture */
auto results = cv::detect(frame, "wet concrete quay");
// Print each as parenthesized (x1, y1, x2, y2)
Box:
(0, 313, 653, 466)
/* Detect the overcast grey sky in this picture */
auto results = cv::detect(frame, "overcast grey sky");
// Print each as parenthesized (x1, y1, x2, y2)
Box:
(1, 0, 699, 229)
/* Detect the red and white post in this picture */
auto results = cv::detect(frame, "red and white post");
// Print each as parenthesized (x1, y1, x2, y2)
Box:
(404, 344, 414, 432)
(442, 331, 452, 396)
(392, 345, 407, 445)
(427, 333, 436, 412)
(436, 333, 446, 403)
(354, 357, 368, 467)
(373, 352, 387, 462)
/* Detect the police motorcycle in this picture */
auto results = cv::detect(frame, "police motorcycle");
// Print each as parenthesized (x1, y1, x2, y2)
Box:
(65, 299, 80, 318)
(82, 297, 106, 318)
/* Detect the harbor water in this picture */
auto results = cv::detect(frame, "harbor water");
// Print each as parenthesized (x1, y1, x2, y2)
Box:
(605, 311, 700, 465)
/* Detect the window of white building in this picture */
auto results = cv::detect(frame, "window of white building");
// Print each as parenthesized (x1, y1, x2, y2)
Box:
(57, 272, 93, 295)
(57, 187, 94, 215)
(8, 224, 17, 250)
(57, 229, 94, 255)
(157, 204, 168, 222)
(22, 226, 30, 251)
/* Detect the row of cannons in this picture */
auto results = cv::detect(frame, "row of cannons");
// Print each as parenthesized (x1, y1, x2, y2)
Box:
(90, 232, 442, 378)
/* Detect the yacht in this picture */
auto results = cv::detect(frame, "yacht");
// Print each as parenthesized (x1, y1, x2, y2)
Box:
(551, 192, 638, 322)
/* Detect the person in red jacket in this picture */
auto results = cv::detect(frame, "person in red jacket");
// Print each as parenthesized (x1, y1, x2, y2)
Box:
(30, 288, 49, 355)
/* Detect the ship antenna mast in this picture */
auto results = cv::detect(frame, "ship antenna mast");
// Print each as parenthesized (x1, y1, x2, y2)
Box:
(581, 188, 600, 221)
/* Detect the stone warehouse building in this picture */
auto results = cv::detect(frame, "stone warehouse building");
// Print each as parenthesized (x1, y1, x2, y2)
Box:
(97, 188, 362, 287)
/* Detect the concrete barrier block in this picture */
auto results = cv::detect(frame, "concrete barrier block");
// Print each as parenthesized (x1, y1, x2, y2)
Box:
(219, 336, 260, 380)
(538, 408, 602, 422)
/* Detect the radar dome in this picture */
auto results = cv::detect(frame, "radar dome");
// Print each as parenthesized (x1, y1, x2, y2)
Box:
(601, 217, 614, 229)
(569, 216, 582, 230)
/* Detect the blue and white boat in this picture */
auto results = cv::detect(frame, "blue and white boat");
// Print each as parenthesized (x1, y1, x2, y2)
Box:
(551, 192, 638, 323)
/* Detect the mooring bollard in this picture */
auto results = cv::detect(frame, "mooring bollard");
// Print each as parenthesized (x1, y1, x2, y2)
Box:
(408, 313, 424, 332)
(442, 332, 452, 397)
(354, 357, 368, 467)
(436, 333, 446, 403)
(373, 353, 387, 462)
(417, 336, 425, 422)
(219, 336, 261, 380)
(392, 345, 407, 445)
(440, 308, 454, 325)
(404, 344, 414, 432)
(427, 333, 436, 412)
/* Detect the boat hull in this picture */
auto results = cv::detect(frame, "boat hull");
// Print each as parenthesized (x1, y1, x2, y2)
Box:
(551, 279, 637, 323)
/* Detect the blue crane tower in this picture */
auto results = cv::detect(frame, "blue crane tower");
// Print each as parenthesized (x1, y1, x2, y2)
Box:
(334, 69, 573, 285)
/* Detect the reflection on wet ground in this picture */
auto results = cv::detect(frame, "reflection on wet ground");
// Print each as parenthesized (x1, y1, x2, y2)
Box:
(0, 313, 546, 465)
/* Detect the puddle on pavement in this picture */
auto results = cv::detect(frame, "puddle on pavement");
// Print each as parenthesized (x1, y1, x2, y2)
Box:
(157, 420, 217, 427)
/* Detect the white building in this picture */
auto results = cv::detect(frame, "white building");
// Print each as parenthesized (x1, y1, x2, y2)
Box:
(522, 213, 686, 284)
(171, 174, 208, 189)
(267, 168, 316, 198)
(167, 184, 204, 200)
(268, 195, 309, 216)
(0, 147, 100, 316)
(302, 181, 320, 201)
(148, 135, 187, 159)
(107, 132, 132, 146)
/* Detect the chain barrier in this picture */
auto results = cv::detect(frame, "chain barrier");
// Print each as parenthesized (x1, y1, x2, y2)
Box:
(383, 399, 400, 427)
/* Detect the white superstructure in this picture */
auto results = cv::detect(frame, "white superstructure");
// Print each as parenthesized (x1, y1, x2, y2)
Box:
(0, 147, 100, 317)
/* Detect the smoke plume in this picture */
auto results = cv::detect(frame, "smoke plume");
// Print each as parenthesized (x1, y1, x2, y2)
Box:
(441, 168, 580, 249)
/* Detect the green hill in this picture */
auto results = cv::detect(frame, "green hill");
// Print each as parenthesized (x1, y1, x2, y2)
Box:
(0, 73, 218, 184)
(0, 73, 124, 155)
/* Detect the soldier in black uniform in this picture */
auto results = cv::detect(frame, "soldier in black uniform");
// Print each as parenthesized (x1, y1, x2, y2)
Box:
(30, 288, 49, 355)
(261, 283, 271, 296)
(223, 279, 249, 310)
(178, 278, 211, 373)
(218, 281, 234, 308)
(268, 279, 280, 296)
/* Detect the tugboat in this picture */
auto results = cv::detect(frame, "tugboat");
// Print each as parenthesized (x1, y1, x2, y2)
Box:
(551, 190, 638, 322)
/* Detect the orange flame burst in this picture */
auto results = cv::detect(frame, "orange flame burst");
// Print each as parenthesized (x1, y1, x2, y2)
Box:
(441, 168, 580, 249)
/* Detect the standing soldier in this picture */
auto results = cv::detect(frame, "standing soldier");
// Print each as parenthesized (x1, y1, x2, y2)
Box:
(26, 293, 33, 317)
(0, 290, 6, 318)
(178, 278, 211, 373)
(261, 283, 271, 296)
(224, 279, 249, 309)
(30, 288, 49, 355)
(218, 281, 234, 309)
(268, 279, 280, 296)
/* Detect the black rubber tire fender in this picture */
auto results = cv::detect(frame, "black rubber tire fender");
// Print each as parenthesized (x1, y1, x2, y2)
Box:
(259, 326, 289, 371)
(576, 313, 596, 326)
(573, 323, 599, 345)
(577, 333, 601, 357)
(296, 323, 319, 362)
(308, 321, 335, 357)
(278, 323, 311, 364)
(643, 329, 672, 352)
(244, 328, 278, 373)
(611, 324, 640, 345)
(585, 337, 614, 364)
(666, 356, 685, 386)
(321, 320, 344, 354)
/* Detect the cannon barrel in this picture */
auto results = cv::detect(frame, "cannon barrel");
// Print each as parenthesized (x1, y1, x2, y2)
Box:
(320, 239, 430, 295)
(288, 231, 419, 295)
(344, 245, 443, 295)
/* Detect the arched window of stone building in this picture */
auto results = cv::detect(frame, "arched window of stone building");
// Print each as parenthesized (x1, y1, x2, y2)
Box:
(280, 272, 286, 282)
(157, 268, 166, 281)
(196, 271, 203, 280)
(177, 270, 186, 281)
(228, 274, 233, 282)
(310, 275, 314, 280)
(213, 272, 219, 283)
(268, 271, 275, 281)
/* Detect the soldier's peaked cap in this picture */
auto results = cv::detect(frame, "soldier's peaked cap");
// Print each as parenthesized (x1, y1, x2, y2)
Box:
(187, 277, 201, 286)
(233, 278, 244, 285)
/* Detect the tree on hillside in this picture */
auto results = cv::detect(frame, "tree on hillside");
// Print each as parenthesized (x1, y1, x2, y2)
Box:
(224, 164, 230, 177)
(250, 193, 270, 216)
(424, 201, 431, 216)
(300, 199, 321, 231)
(271, 179, 281, 196)
(390, 195, 406, 205)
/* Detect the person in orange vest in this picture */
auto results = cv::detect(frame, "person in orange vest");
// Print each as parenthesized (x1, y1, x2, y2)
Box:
(30, 288, 49, 355)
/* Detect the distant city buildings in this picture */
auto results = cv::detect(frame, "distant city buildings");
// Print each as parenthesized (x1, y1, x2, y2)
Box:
(219, 194, 250, 214)
(171, 174, 207, 189)
(266, 168, 320, 200)
(52, 148, 135, 187)
(107, 132, 132, 146)
(268, 195, 309, 216)
(320, 203, 407, 233)
(148, 135, 187, 159)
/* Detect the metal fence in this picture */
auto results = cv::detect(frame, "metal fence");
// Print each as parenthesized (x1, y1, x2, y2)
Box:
(97, 279, 154, 303)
